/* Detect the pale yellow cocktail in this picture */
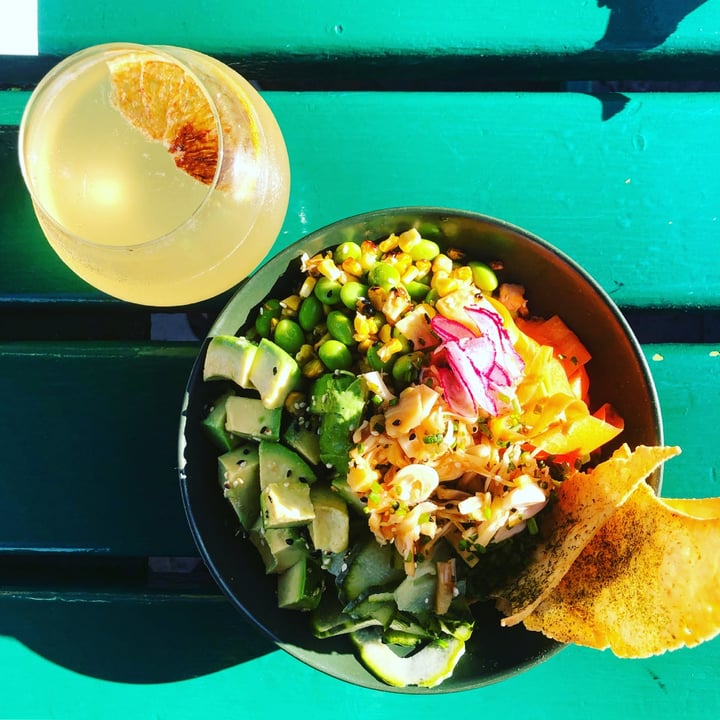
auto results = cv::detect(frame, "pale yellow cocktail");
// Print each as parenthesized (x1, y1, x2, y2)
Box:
(19, 43, 290, 306)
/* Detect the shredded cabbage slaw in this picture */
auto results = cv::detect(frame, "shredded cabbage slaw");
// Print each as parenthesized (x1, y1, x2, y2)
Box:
(302, 230, 627, 579)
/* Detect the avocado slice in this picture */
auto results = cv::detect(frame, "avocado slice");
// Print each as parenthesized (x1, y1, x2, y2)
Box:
(283, 418, 321, 466)
(249, 338, 301, 410)
(309, 484, 350, 554)
(218, 442, 261, 530)
(259, 441, 317, 489)
(260, 480, 315, 529)
(203, 335, 258, 389)
(248, 517, 309, 574)
(225, 395, 282, 442)
(277, 554, 324, 610)
(201, 392, 240, 451)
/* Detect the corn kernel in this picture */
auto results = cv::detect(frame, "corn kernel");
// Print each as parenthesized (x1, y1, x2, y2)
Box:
(302, 358, 325, 378)
(341, 257, 363, 278)
(361, 240, 379, 256)
(353, 314, 371, 340)
(280, 294, 301, 314)
(434, 275, 462, 296)
(318, 257, 343, 281)
(401, 266, 420, 284)
(295, 343, 316, 365)
(377, 338, 403, 362)
(397, 228, 420, 252)
(452, 266, 473, 283)
(432, 254, 454, 275)
(390, 252, 413, 275)
(378, 323, 393, 344)
(368, 285, 388, 311)
(378, 233, 399, 253)
(431, 269, 449, 289)
(299, 276, 317, 298)
(415, 259, 432, 277)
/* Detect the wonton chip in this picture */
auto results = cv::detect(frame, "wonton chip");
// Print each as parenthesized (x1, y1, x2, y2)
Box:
(522, 480, 720, 656)
(493, 444, 681, 626)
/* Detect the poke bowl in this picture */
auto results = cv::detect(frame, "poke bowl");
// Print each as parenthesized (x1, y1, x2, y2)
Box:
(178, 207, 663, 693)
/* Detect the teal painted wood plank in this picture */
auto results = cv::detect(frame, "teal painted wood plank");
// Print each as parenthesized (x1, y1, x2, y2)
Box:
(0, 342, 199, 556)
(0, 342, 716, 555)
(267, 91, 720, 311)
(34, 0, 720, 65)
(644, 343, 720, 498)
(0, 589, 717, 719)
(1, 90, 719, 308)
(0, 91, 29, 124)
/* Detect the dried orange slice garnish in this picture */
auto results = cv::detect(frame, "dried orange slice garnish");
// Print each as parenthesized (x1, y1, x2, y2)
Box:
(108, 52, 259, 191)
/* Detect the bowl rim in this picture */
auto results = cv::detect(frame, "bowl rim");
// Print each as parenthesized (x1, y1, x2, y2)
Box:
(178, 205, 664, 692)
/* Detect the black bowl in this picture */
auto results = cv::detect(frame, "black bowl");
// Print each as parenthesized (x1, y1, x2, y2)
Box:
(178, 207, 663, 693)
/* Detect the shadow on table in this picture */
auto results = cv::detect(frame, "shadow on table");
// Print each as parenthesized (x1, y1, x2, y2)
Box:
(0, 587, 276, 684)
(593, 0, 708, 52)
(579, 0, 710, 120)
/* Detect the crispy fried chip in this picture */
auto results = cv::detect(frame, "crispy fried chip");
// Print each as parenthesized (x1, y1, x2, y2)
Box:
(493, 444, 681, 626)
(522, 480, 720, 656)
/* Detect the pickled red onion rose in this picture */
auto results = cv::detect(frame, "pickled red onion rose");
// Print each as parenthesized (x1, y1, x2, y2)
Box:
(429, 301, 525, 418)
(430, 315, 477, 343)
(465, 304, 524, 380)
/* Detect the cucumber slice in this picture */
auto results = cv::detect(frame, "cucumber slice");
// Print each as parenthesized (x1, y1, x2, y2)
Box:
(311, 594, 386, 639)
(351, 627, 466, 688)
(343, 591, 396, 627)
(337, 538, 405, 603)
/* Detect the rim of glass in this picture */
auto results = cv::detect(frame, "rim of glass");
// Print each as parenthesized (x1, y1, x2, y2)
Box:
(17, 41, 225, 251)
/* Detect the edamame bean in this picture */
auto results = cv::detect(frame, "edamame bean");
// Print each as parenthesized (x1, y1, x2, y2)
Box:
(392, 351, 425, 387)
(469, 261, 499, 293)
(405, 280, 431, 301)
(318, 339, 353, 371)
(340, 281, 369, 310)
(333, 241, 362, 264)
(273, 318, 305, 355)
(366, 343, 394, 372)
(424, 288, 440, 306)
(368, 262, 401, 290)
(314, 277, 343, 305)
(254, 298, 282, 337)
(298, 295, 324, 332)
(326, 310, 355, 345)
(410, 239, 440, 262)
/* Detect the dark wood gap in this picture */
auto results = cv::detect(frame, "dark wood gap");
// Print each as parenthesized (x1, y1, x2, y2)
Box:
(0, 553, 217, 592)
(3, 53, 720, 92)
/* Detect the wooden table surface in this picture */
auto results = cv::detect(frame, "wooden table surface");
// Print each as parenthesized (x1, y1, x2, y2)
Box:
(1, 2, 719, 718)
